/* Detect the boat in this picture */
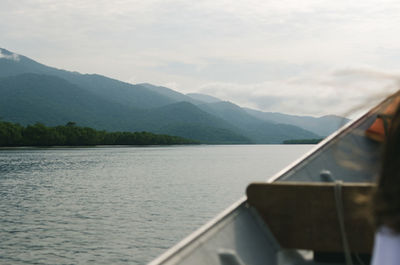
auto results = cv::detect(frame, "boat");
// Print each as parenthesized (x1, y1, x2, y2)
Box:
(148, 92, 398, 265)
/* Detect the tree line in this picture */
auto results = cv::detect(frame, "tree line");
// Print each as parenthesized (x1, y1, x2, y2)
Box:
(283, 138, 323, 144)
(0, 121, 197, 147)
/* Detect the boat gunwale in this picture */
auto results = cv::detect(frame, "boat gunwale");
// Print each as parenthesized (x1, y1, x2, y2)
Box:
(147, 97, 387, 265)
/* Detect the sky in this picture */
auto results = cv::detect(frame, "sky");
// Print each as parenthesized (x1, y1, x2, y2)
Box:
(2, 0, 400, 117)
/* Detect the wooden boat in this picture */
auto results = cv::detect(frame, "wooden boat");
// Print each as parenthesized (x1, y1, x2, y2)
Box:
(148, 92, 398, 265)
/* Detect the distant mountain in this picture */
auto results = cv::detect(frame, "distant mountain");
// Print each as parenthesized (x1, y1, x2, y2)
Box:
(0, 48, 176, 109)
(0, 73, 249, 143)
(199, 101, 319, 143)
(0, 48, 344, 143)
(139, 83, 201, 105)
(186, 93, 222, 103)
(244, 108, 349, 137)
(145, 102, 250, 143)
(0, 73, 133, 129)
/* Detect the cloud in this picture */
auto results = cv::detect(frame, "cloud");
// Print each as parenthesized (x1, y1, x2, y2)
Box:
(196, 68, 400, 117)
(2, 0, 400, 116)
(153, 59, 319, 84)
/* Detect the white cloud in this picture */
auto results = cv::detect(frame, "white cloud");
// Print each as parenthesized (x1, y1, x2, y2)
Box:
(196, 68, 400, 117)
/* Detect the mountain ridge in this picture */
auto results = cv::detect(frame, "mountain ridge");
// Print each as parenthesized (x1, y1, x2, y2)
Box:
(0, 48, 347, 143)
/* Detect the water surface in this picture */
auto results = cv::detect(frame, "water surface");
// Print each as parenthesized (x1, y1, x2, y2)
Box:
(0, 145, 312, 264)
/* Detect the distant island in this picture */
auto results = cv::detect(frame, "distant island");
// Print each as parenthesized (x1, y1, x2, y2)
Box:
(283, 138, 324, 144)
(0, 121, 197, 147)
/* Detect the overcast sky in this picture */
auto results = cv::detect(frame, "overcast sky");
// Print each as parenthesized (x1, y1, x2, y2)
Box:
(2, 0, 400, 116)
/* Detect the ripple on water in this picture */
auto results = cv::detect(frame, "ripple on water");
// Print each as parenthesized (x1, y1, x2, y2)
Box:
(0, 145, 312, 265)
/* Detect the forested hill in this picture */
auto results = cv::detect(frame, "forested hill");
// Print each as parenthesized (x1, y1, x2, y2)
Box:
(0, 121, 197, 147)
(0, 48, 348, 144)
(0, 74, 250, 144)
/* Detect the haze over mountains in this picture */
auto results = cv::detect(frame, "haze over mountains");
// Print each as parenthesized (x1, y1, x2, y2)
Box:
(0, 48, 348, 144)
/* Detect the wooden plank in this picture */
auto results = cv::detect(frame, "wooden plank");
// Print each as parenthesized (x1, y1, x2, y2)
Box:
(246, 182, 375, 253)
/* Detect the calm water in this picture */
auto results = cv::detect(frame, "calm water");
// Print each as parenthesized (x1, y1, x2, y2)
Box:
(0, 145, 312, 265)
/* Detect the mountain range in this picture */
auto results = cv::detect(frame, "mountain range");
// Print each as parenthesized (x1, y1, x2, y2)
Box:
(0, 48, 349, 144)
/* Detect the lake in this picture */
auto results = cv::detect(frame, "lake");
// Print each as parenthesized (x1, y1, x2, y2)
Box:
(0, 145, 312, 265)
